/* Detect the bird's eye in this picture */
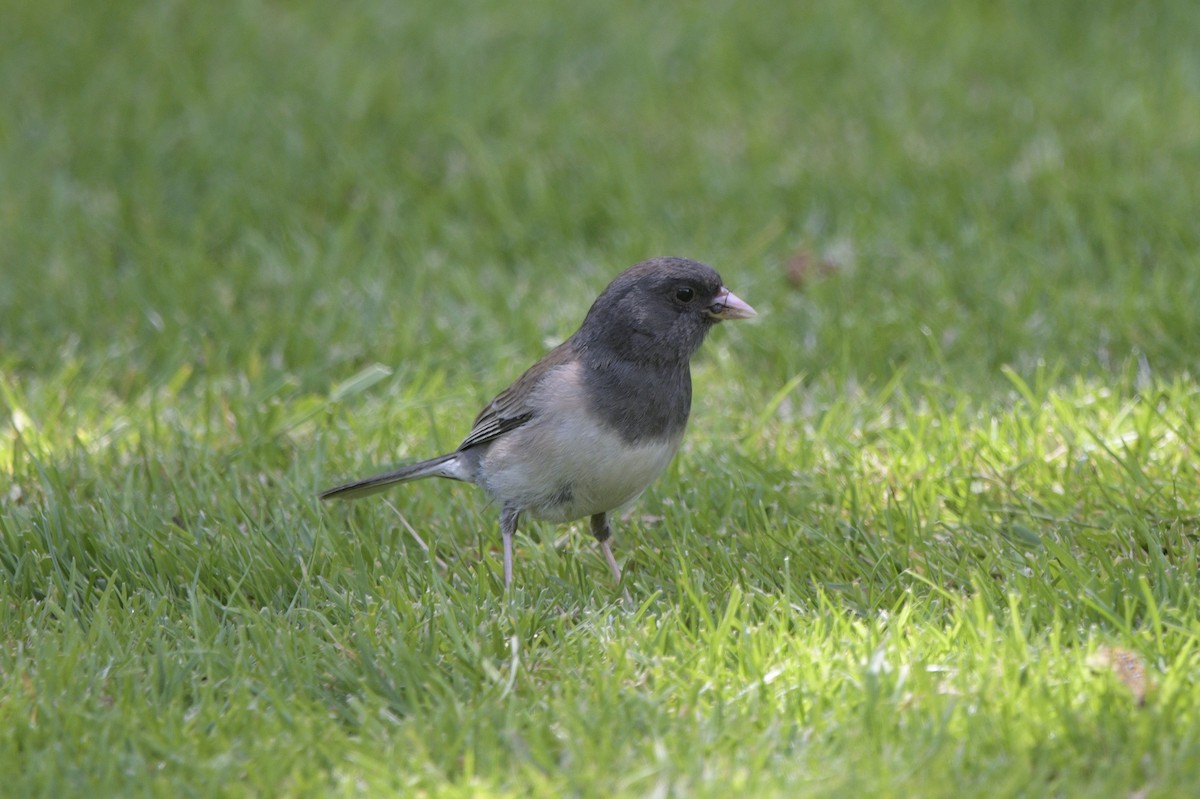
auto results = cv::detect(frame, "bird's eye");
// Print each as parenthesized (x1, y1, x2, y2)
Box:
(675, 287, 695, 303)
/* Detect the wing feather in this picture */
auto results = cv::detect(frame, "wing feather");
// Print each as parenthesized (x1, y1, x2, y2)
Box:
(456, 340, 576, 451)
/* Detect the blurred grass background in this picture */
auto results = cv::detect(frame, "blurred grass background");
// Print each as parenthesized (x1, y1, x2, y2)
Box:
(2, 0, 1200, 796)
(5, 0, 1197, 390)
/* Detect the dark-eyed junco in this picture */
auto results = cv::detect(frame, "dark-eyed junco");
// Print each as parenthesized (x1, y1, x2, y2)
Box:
(320, 257, 756, 589)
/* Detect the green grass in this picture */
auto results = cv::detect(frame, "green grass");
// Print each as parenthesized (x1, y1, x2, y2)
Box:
(3, 0, 1200, 795)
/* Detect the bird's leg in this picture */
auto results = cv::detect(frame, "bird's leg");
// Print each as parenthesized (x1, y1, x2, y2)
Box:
(591, 513, 632, 606)
(590, 513, 623, 584)
(500, 505, 519, 589)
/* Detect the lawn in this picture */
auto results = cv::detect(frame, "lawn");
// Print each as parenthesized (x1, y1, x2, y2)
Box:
(3, 0, 1200, 796)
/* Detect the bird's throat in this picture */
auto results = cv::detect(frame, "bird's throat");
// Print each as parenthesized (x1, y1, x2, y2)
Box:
(581, 359, 691, 445)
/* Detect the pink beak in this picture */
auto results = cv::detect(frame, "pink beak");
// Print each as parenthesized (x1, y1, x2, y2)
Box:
(707, 287, 757, 320)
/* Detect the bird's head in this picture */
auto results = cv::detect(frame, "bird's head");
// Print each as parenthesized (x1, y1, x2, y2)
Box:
(576, 257, 756, 366)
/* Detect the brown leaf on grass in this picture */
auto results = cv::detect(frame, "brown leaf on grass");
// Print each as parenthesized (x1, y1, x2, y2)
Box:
(1088, 646, 1151, 705)
(785, 250, 838, 288)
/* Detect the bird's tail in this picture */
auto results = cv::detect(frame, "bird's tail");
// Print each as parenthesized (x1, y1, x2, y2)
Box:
(319, 452, 464, 501)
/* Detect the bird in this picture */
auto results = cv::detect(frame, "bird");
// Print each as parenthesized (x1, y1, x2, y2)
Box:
(320, 256, 756, 589)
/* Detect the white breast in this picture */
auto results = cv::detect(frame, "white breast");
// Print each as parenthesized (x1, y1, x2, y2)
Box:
(477, 362, 684, 522)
